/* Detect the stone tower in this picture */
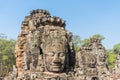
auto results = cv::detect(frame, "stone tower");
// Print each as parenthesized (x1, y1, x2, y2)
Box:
(75, 38, 109, 80)
(7, 9, 75, 80)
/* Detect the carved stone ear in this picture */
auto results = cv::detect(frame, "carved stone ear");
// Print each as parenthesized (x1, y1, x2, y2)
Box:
(39, 47, 43, 55)
(40, 44, 43, 50)
(40, 44, 45, 54)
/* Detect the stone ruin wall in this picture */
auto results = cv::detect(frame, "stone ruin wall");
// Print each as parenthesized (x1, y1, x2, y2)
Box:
(75, 39, 109, 80)
(14, 9, 75, 79)
(4, 9, 120, 80)
(15, 9, 65, 76)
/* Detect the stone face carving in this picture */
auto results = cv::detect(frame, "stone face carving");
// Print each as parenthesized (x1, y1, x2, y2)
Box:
(75, 38, 109, 80)
(43, 42, 67, 72)
(4, 9, 120, 80)
(8, 9, 75, 80)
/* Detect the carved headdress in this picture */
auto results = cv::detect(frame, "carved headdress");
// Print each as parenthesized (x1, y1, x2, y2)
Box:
(14, 9, 75, 79)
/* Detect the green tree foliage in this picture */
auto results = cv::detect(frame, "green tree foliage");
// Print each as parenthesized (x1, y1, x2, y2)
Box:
(0, 35, 16, 77)
(82, 34, 105, 46)
(72, 34, 105, 51)
(105, 43, 120, 69)
(106, 50, 117, 69)
(113, 43, 120, 54)
(106, 43, 120, 69)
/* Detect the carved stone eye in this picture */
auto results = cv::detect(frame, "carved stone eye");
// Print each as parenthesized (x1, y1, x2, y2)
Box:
(59, 52, 65, 57)
(47, 52, 54, 57)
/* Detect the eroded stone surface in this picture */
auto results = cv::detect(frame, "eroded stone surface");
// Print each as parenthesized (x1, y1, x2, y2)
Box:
(5, 9, 75, 80)
(4, 9, 120, 80)
(75, 38, 109, 80)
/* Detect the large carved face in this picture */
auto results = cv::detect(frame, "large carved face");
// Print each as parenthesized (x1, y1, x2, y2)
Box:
(43, 44, 67, 73)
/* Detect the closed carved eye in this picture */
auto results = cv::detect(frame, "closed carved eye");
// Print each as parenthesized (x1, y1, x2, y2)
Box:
(59, 52, 65, 57)
(47, 52, 54, 56)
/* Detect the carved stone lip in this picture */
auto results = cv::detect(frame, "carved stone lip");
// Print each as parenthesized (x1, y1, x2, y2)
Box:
(51, 64, 62, 66)
(51, 65, 61, 68)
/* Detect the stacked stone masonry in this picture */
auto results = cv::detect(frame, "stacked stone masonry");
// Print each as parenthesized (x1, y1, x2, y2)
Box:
(4, 9, 120, 80)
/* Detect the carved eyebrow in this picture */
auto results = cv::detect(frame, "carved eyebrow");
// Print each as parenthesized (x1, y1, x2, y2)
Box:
(58, 52, 64, 54)
(47, 52, 55, 54)
(46, 52, 55, 56)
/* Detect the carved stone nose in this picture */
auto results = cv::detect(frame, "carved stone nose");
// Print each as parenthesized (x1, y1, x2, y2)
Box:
(53, 56, 60, 62)
(52, 54, 61, 65)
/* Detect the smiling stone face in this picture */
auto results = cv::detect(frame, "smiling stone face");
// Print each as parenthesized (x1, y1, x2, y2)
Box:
(44, 43, 67, 73)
